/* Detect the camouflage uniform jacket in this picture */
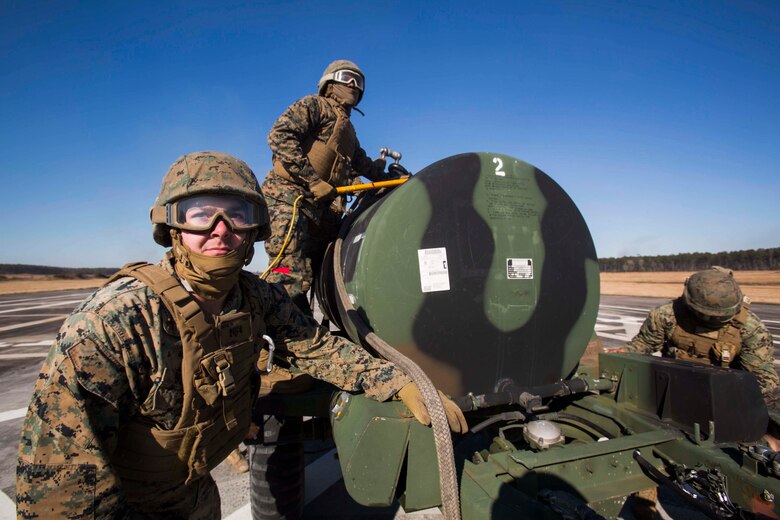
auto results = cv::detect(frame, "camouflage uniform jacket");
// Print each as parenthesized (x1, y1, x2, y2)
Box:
(263, 94, 384, 211)
(625, 299, 779, 398)
(17, 258, 410, 518)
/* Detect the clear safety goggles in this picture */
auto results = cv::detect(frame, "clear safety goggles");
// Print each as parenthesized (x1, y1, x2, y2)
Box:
(163, 195, 263, 232)
(332, 69, 364, 91)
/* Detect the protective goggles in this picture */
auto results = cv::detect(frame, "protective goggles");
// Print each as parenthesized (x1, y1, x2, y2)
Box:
(157, 195, 263, 232)
(331, 69, 364, 90)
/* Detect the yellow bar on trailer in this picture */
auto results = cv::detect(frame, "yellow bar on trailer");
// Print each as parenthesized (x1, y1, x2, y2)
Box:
(335, 177, 409, 194)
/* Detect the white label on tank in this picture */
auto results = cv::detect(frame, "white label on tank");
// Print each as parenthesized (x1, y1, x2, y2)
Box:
(418, 248, 450, 292)
(507, 258, 533, 279)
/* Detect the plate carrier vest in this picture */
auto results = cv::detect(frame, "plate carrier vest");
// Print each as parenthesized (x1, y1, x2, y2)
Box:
(273, 96, 358, 189)
(669, 297, 749, 367)
(105, 262, 264, 493)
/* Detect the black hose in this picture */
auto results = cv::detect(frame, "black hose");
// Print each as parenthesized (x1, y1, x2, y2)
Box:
(454, 377, 599, 412)
(470, 412, 526, 434)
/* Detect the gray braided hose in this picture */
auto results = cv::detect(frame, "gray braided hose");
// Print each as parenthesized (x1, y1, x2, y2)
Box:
(332, 237, 461, 520)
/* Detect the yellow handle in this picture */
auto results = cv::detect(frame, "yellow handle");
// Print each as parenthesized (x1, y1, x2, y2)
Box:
(335, 177, 409, 194)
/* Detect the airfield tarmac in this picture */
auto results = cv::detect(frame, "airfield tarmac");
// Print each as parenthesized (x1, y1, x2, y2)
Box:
(1, 289, 779, 519)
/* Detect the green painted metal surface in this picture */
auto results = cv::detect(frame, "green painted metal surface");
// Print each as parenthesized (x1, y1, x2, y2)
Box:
(330, 392, 441, 511)
(316, 153, 779, 519)
(336, 152, 600, 397)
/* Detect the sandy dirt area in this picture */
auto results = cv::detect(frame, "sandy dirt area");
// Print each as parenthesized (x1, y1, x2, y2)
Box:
(600, 270, 780, 304)
(0, 275, 108, 295)
(2, 271, 779, 303)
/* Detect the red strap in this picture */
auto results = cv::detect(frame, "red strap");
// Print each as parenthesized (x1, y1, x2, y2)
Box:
(272, 267, 291, 274)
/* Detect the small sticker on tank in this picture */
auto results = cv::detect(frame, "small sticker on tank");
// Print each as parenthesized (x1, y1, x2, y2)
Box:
(507, 258, 533, 279)
(418, 247, 450, 292)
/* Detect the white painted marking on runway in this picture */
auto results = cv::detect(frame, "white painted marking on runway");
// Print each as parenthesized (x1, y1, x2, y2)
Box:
(0, 300, 84, 315)
(0, 292, 91, 306)
(0, 407, 26, 423)
(223, 504, 249, 520)
(0, 340, 54, 348)
(0, 353, 49, 359)
(0, 488, 15, 520)
(599, 305, 659, 313)
(303, 448, 342, 504)
(0, 316, 67, 332)
(0, 313, 67, 317)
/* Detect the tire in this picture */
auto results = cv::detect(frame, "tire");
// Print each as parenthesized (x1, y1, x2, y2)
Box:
(249, 416, 305, 520)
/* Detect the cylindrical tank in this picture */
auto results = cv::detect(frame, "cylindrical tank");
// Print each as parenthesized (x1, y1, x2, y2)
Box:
(317, 153, 600, 397)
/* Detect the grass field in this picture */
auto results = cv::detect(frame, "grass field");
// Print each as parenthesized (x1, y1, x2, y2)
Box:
(1, 271, 779, 303)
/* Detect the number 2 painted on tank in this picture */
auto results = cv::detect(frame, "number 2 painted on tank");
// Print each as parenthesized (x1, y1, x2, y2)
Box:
(493, 157, 505, 177)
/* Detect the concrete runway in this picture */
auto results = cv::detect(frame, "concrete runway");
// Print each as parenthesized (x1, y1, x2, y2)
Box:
(1, 289, 778, 518)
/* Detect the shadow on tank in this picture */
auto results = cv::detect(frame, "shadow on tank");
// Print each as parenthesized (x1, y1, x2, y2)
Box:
(406, 154, 598, 396)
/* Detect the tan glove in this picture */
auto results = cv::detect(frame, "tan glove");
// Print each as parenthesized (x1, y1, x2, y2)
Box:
(308, 178, 336, 202)
(396, 382, 468, 433)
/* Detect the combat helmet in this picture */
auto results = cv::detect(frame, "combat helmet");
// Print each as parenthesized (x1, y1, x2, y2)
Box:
(683, 266, 744, 319)
(150, 151, 271, 247)
(318, 59, 365, 103)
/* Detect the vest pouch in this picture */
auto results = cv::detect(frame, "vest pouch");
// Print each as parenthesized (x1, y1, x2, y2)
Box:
(674, 348, 710, 364)
(304, 139, 338, 183)
(671, 305, 743, 367)
(113, 420, 195, 486)
(194, 374, 221, 406)
(329, 150, 352, 187)
(185, 409, 252, 485)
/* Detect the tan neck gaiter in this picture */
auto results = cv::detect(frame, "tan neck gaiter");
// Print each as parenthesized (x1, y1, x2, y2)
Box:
(170, 231, 255, 301)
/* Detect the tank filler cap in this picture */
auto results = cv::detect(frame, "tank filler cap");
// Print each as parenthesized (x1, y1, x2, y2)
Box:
(523, 420, 565, 450)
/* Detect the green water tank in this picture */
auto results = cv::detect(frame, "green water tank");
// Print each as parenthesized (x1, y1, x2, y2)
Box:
(318, 152, 600, 397)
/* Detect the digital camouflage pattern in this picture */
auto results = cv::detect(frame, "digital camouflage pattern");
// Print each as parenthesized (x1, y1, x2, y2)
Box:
(624, 298, 779, 401)
(262, 93, 386, 305)
(151, 151, 271, 246)
(264, 94, 385, 200)
(17, 258, 410, 518)
(683, 267, 744, 318)
(156, 151, 264, 206)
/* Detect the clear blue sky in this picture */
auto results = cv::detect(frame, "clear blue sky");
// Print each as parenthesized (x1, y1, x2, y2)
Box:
(2, 0, 778, 270)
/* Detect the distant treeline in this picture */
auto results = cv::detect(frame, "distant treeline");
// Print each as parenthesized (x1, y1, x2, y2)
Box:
(0, 264, 117, 278)
(599, 248, 780, 272)
(3, 248, 779, 277)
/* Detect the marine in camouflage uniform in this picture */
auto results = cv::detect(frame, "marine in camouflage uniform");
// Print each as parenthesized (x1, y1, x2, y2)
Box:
(262, 59, 389, 314)
(16, 152, 414, 519)
(624, 267, 779, 406)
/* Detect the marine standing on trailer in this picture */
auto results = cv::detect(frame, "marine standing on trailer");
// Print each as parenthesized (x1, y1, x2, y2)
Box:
(623, 266, 779, 406)
(16, 152, 464, 518)
(261, 59, 392, 315)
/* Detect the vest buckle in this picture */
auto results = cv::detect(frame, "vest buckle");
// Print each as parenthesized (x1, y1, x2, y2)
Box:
(214, 355, 236, 397)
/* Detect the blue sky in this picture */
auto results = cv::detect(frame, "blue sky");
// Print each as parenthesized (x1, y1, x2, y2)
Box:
(1, 0, 778, 270)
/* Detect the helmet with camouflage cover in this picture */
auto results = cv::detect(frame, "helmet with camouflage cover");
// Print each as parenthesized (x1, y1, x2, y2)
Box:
(150, 151, 271, 247)
(318, 59, 365, 103)
(683, 266, 744, 319)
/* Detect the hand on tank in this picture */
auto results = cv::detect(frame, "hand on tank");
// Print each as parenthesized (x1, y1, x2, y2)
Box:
(396, 382, 468, 433)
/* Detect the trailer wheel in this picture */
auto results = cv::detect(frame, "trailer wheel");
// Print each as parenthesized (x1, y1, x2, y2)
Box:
(249, 416, 305, 520)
